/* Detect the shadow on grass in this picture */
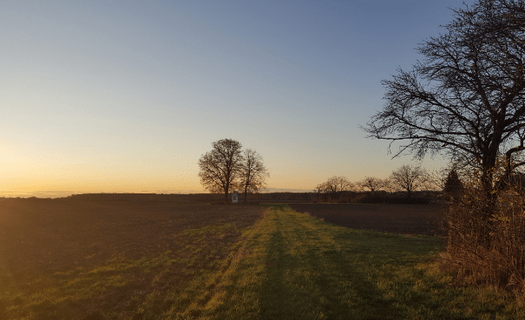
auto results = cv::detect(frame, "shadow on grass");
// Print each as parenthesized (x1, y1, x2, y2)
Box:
(259, 230, 402, 319)
(256, 205, 461, 320)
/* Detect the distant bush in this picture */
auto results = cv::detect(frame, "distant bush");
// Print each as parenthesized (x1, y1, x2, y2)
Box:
(361, 196, 432, 205)
(443, 169, 464, 201)
(348, 191, 437, 204)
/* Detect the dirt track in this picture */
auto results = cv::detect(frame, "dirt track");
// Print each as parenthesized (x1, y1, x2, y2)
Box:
(289, 203, 446, 236)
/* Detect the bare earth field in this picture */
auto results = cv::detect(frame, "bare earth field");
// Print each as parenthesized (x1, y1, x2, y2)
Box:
(0, 197, 266, 319)
(289, 203, 446, 236)
(0, 198, 264, 278)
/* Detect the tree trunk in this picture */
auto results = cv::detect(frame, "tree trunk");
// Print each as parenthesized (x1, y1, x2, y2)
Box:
(224, 182, 229, 202)
(480, 154, 498, 248)
(481, 155, 497, 213)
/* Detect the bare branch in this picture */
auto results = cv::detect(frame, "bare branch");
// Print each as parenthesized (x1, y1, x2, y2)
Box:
(364, 0, 525, 194)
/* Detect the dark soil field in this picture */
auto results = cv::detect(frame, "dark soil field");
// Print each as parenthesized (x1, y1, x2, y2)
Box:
(0, 197, 266, 319)
(0, 197, 264, 280)
(289, 203, 446, 236)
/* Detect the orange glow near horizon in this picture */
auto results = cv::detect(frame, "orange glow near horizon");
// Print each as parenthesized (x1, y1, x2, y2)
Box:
(0, 171, 321, 198)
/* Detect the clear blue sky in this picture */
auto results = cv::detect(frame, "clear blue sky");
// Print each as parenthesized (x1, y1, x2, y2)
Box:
(0, 0, 474, 197)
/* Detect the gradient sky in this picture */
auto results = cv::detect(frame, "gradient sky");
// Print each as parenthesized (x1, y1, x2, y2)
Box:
(1, 0, 474, 197)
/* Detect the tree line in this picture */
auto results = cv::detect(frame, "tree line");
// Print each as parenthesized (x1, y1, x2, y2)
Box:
(198, 139, 459, 203)
(314, 164, 457, 202)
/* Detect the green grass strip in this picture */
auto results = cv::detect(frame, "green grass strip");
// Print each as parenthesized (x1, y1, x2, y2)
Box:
(188, 204, 525, 320)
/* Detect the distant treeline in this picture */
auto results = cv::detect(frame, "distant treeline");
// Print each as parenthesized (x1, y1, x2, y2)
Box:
(66, 193, 223, 203)
(66, 191, 440, 204)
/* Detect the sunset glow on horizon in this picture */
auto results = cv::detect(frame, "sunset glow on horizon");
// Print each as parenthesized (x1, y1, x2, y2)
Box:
(1, 1, 470, 198)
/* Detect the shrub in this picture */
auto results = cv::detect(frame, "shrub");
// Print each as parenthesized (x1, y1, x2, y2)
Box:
(442, 180, 525, 291)
(443, 169, 464, 200)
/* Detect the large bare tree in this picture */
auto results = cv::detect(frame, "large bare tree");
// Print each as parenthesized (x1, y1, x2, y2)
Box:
(364, 0, 525, 199)
(198, 139, 244, 201)
(239, 149, 269, 202)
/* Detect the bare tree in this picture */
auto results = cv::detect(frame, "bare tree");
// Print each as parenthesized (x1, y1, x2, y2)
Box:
(314, 183, 327, 202)
(423, 167, 450, 192)
(381, 178, 396, 193)
(316, 176, 353, 201)
(239, 149, 269, 202)
(358, 177, 385, 193)
(326, 176, 353, 193)
(198, 139, 244, 201)
(390, 165, 427, 199)
(364, 0, 525, 200)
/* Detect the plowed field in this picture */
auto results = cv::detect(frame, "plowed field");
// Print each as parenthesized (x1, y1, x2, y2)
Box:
(0, 198, 265, 281)
(0, 198, 266, 319)
(289, 203, 446, 236)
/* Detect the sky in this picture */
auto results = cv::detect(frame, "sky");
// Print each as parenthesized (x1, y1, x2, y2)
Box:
(0, 0, 475, 197)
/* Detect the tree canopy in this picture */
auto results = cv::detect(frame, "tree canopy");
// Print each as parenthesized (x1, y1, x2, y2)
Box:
(198, 139, 244, 201)
(390, 165, 428, 199)
(198, 139, 268, 202)
(239, 149, 269, 202)
(364, 0, 525, 194)
(443, 169, 464, 197)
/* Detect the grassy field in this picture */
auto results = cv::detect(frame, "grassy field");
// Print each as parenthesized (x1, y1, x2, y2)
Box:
(200, 204, 525, 320)
(1, 201, 525, 319)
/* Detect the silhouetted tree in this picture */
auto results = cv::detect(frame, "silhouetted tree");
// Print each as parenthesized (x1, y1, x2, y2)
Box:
(314, 183, 326, 202)
(240, 149, 269, 202)
(364, 0, 525, 201)
(198, 139, 244, 201)
(316, 176, 353, 201)
(443, 169, 464, 198)
(359, 177, 385, 193)
(390, 165, 427, 199)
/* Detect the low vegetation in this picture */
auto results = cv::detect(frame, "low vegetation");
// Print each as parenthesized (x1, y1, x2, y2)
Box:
(0, 198, 265, 319)
(2, 200, 525, 319)
(222, 204, 525, 320)
(441, 171, 525, 291)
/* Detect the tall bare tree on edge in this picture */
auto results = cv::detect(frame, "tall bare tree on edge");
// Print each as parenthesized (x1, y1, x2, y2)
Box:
(363, 0, 525, 204)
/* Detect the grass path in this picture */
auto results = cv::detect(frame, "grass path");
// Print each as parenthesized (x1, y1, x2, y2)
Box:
(191, 204, 525, 320)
